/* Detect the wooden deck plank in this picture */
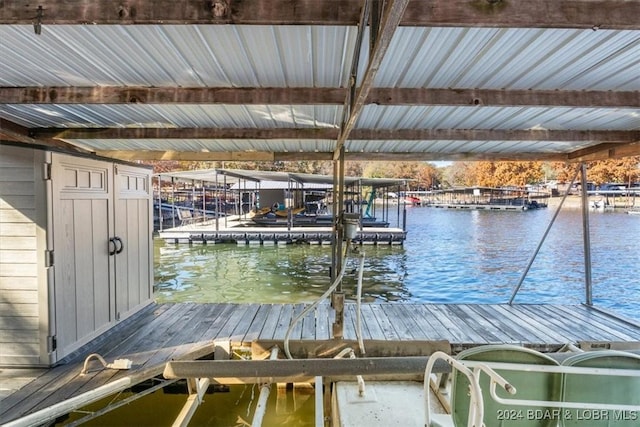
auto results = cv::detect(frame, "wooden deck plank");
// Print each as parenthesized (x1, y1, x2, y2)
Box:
(271, 304, 294, 341)
(358, 304, 383, 339)
(342, 304, 358, 341)
(314, 302, 331, 340)
(368, 304, 400, 340)
(380, 304, 418, 340)
(521, 305, 604, 342)
(242, 304, 273, 344)
(487, 304, 560, 343)
(502, 305, 573, 344)
(426, 305, 470, 342)
(444, 305, 498, 344)
(289, 304, 305, 340)
(526, 304, 615, 342)
(213, 304, 254, 342)
(468, 304, 532, 343)
(301, 305, 317, 340)
(405, 304, 446, 340)
(412, 305, 454, 340)
(257, 304, 284, 341)
(578, 307, 640, 335)
(551, 305, 640, 341)
(346, 303, 365, 341)
(456, 304, 516, 343)
(73, 304, 216, 395)
(197, 303, 239, 341)
(230, 304, 261, 343)
(432, 304, 487, 343)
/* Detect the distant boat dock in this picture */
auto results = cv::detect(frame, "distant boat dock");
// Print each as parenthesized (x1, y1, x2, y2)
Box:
(418, 186, 550, 211)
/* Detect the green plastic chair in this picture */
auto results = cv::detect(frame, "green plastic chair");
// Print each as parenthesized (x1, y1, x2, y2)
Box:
(560, 350, 640, 427)
(451, 345, 562, 427)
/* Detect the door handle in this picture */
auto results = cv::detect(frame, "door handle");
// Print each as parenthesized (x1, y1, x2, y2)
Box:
(109, 237, 117, 256)
(114, 237, 124, 254)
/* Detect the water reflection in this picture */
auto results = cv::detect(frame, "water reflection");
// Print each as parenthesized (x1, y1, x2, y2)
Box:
(155, 206, 640, 320)
(155, 243, 412, 303)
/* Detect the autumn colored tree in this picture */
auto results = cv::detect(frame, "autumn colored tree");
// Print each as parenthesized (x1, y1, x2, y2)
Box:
(361, 161, 439, 189)
(441, 162, 475, 187)
(548, 157, 640, 185)
(585, 157, 640, 185)
(449, 161, 544, 187)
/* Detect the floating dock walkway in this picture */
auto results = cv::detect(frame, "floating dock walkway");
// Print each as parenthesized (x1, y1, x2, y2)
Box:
(159, 221, 407, 245)
(2, 302, 640, 425)
(428, 202, 532, 211)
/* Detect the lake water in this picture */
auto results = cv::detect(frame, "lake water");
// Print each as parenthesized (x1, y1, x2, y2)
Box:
(154, 204, 640, 321)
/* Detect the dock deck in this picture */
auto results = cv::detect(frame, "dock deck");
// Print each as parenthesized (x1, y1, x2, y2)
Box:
(2, 302, 640, 424)
(158, 221, 407, 245)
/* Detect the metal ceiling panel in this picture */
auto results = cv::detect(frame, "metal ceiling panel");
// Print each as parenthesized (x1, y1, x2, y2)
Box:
(356, 105, 640, 131)
(68, 138, 336, 153)
(344, 139, 588, 154)
(372, 27, 640, 91)
(0, 104, 342, 129)
(0, 25, 354, 88)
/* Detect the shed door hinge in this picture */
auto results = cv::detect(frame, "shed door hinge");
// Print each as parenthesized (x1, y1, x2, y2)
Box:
(48, 335, 57, 352)
(45, 250, 54, 267)
(43, 162, 52, 180)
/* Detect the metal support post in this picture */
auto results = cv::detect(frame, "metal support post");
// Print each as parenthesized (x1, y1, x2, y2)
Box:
(580, 162, 593, 305)
(331, 147, 346, 339)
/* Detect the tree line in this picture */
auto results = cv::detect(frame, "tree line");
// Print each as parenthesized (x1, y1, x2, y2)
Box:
(146, 156, 640, 191)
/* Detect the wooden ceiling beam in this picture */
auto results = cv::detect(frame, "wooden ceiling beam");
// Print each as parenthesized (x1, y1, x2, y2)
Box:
(0, 118, 87, 152)
(342, 152, 568, 162)
(4, 87, 638, 108)
(0, 87, 345, 105)
(369, 88, 640, 108)
(568, 141, 640, 161)
(1, 1, 639, 29)
(350, 129, 640, 142)
(35, 127, 640, 143)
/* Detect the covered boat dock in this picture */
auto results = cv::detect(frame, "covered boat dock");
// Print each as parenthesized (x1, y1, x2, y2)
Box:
(155, 169, 409, 244)
(2, 0, 640, 425)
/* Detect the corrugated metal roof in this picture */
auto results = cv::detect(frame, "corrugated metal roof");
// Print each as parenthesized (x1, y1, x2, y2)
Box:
(0, 104, 342, 128)
(0, 25, 355, 87)
(355, 106, 640, 130)
(1, 14, 638, 161)
(370, 27, 640, 90)
(3, 25, 637, 91)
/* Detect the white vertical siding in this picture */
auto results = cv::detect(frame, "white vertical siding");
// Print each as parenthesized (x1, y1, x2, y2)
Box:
(0, 145, 43, 365)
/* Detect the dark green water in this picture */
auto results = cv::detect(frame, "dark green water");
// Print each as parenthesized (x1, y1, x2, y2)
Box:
(59, 383, 315, 427)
